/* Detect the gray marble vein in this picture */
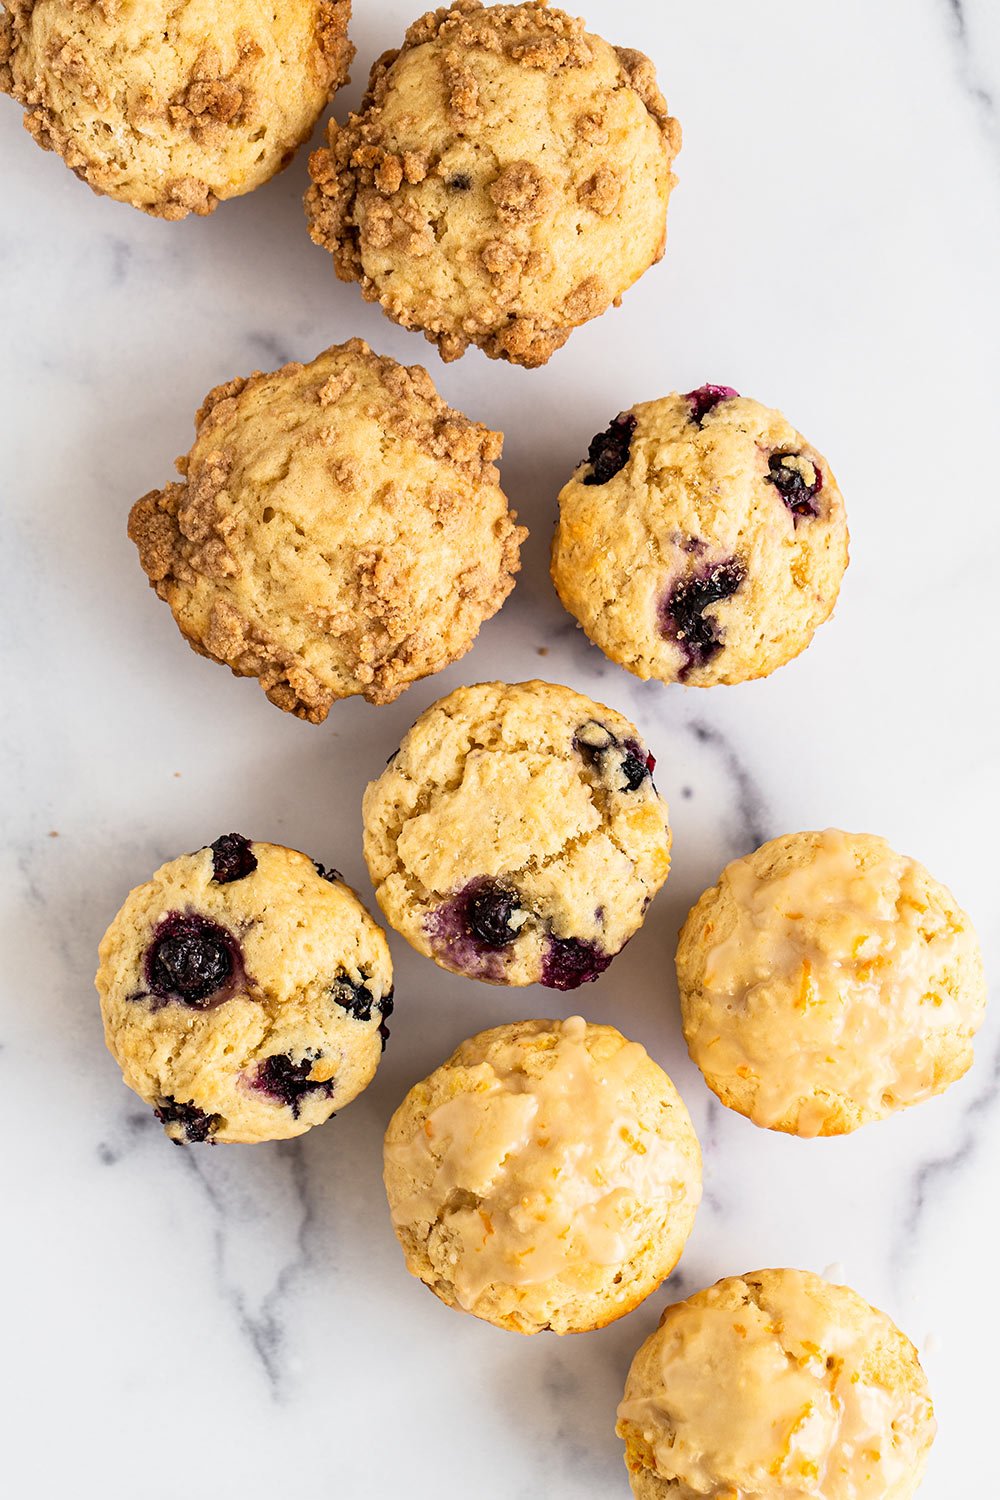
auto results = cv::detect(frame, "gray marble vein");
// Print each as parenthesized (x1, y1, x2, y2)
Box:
(895, 1016, 1000, 1273)
(685, 719, 769, 853)
(178, 1138, 316, 1396)
(944, 0, 1000, 147)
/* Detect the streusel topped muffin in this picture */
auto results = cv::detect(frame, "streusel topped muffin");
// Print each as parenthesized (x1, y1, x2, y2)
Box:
(129, 340, 526, 720)
(306, 0, 680, 365)
(1, 0, 353, 218)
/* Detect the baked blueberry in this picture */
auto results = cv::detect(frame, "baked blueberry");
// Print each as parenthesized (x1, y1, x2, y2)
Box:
(659, 559, 747, 679)
(210, 833, 258, 884)
(153, 1097, 220, 1144)
(766, 450, 823, 521)
(583, 414, 637, 485)
(542, 936, 613, 990)
(464, 880, 524, 949)
(685, 384, 738, 425)
(253, 1054, 334, 1117)
(575, 721, 655, 791)
(312, 859, 343, 884)
(331, 972, 390, 1023)
(621, 741, 656, 790)
(145, 912, 239, 1009)
(424, 880, 530, 980)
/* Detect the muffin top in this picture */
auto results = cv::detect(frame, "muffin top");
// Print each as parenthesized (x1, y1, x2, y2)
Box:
(617, 1268, 935, 1500)
(306, 0, 679, 365)
(384, 1016, 701, 1334)
(97, 836, 392, 1143)
(551, 386, 849, 686)
(363, 680, 671, 988)
(1, 0, 353, 218)
(128, 340, 525, 720)
(676, 829, 986, 1136)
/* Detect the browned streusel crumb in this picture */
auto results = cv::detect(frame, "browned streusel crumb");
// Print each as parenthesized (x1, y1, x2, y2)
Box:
(127, 340, 527, 721)
(1, 0, 353, 218)
(305, 0, 680, 367)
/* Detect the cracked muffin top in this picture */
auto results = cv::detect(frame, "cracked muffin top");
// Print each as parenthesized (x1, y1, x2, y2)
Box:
(676, 829, 987, 1136)
(617, 1268, 935, 1500)
(384, 1016, 701, 1334)
(551, 386, 850, 687)
(1, 0, 353, 218)
(306, 0, 680, 366)
(96, 836, 393, 1144)
(362, 679, 671, 989)
(128, 339, 526, 721)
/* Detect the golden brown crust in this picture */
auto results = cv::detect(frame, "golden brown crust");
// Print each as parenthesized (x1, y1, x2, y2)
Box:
(128, 340, 526, 721)
(551, 392, 849, 687)
(96, 840, 392, 1144)
(305, 0, 679, 365)
(2, 0, 353, 218)
(362, 679, 672, 984)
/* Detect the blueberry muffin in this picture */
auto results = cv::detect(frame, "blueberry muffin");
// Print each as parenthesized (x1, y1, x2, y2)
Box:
(384, 1016, 701, 1334)
(0, 0, 353, 219)
(362, 680, 671, 989)
(128, 340, 526, 721)
(551, 386, 849, 685)
(676, 829, 986, 1136)
(618, 1268, 935, 1500)
(306, 0, 680, 366)
(96, 835, 393, 1143)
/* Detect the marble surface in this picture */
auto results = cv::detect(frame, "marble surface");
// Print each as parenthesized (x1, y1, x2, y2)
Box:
(2, 1, 999, 1494)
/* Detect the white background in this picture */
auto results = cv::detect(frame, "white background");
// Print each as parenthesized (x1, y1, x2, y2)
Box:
(2, 1, 998, 1495)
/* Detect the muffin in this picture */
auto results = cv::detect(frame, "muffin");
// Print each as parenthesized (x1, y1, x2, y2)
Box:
(306, 0, 680, 366)
(384, 1016, 701, 1333)
(96, 834, 393, 1143)
(128, 340, 526, 721)
(362, 680, 671, 988)
(551, 386, 849, 685)
(0, 0, 353, 219)
(617, 1268, 935, 1500)
(676, 828, 987, 1136)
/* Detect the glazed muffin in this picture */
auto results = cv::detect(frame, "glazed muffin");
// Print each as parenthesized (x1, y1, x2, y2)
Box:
(617, 1268, 935, 1500)
(306, 0, 680, 366)
(551, 386, 849, 685)
(362, 680, 671, 989)
(676, 828, 987, 1136)
(97, 835, 393, 1143)
(384, 1016, 701, 1334)
(0, 0, 353, 219)
(128, 340, 526, 721)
